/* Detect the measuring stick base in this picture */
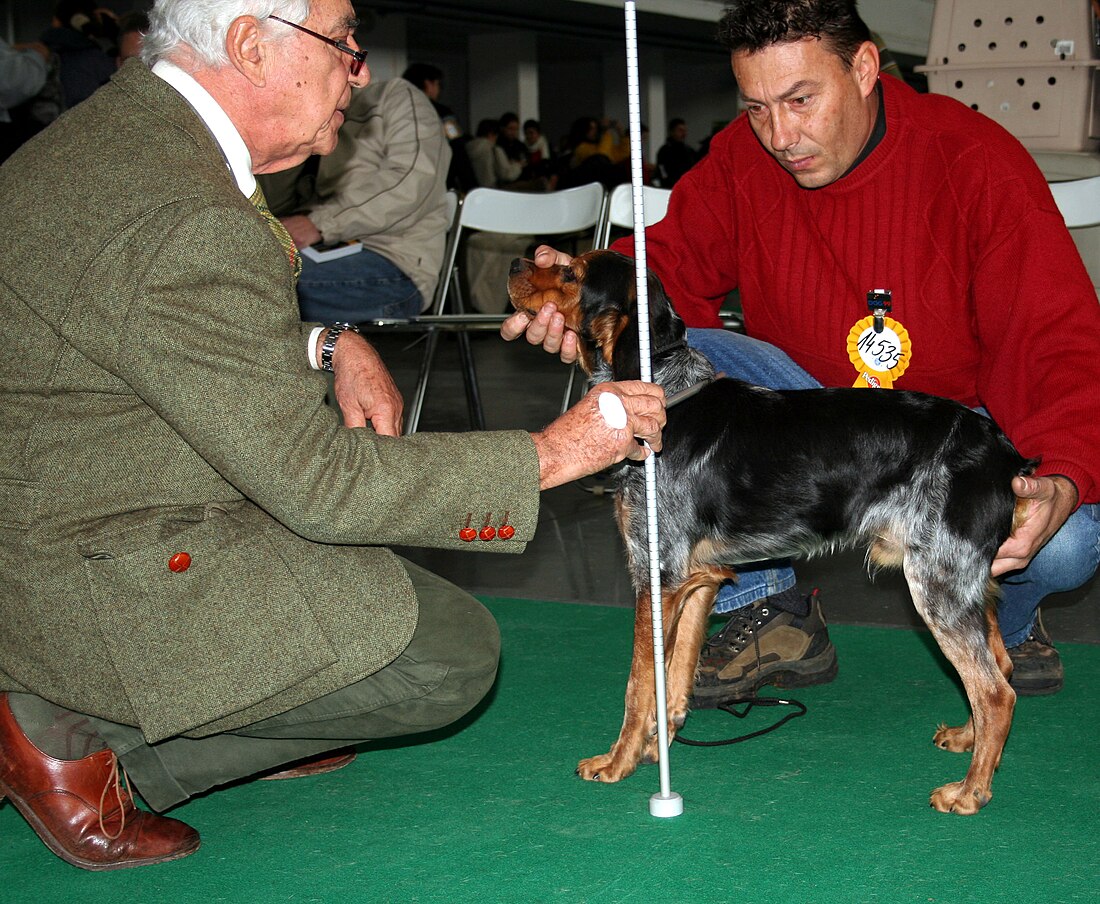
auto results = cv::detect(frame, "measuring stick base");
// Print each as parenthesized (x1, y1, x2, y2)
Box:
(649, 792, 684, 818)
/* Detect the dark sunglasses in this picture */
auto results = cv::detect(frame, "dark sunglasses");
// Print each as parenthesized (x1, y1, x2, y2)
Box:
(269, 15, 368, 76)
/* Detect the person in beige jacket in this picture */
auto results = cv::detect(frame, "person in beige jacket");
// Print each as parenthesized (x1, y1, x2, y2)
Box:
(0, 0, 665, 871)
(261, 76, 451, 321)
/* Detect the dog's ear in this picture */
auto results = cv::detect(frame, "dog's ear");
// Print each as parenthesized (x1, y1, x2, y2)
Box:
(608, 264, 685, 381)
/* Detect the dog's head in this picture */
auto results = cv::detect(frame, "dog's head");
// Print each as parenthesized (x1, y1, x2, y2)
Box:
(507, 249, 686, 382)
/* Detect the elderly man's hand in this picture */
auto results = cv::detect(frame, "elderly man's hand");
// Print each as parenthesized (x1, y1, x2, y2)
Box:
(500, 244, 580, 363)
(326, 330, 404, 435)
(532, 381, 666, 490)
(991, 474, 1078, 576)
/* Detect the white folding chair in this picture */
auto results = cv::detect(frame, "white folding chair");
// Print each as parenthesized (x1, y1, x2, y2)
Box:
(1049, 175, 1100, 229)
(368, 183, 606, 433)
(595, 183, 672, 248)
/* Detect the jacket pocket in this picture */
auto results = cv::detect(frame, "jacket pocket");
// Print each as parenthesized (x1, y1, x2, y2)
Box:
(84, 509, 338, 743)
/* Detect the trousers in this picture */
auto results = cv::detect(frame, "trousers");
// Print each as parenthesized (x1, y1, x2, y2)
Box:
(25, 557, 499, 812)
(297, 247, 423, 323)
(686, 327, 1100, 648)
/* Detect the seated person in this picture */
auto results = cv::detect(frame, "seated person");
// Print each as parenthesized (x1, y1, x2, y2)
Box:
(465, 117, 523, 188)
(260, 77, 451, 323)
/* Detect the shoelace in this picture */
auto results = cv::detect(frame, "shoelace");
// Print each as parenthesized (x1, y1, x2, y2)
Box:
(97, 752, 131, 841)
(703, 606, 770, 655)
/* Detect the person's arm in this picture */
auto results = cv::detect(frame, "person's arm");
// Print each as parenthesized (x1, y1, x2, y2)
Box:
(0, 40, 48, 111)
(307, 81, 449, 243)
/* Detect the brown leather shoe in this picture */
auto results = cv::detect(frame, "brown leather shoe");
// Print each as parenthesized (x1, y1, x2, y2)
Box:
(259, 748, 357, 780)
(0, 694, 200, 870)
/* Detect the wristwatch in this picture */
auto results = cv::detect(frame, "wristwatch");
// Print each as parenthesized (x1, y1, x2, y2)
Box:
(320, 322, 360, 372)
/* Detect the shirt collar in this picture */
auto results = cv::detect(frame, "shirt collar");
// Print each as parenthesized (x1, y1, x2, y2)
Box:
(151, 60, 256, 198)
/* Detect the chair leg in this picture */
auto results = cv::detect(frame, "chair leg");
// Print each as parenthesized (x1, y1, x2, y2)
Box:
(451, 273, 487, 431)
(560, 363, 580, 416)
(404, 329, 440, 435)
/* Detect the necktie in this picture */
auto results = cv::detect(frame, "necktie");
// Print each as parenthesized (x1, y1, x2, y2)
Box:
(248, 183, 302, 283)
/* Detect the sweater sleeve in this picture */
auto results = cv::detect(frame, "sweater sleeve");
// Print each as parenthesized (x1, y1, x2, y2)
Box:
(968, 157, 1100, 504)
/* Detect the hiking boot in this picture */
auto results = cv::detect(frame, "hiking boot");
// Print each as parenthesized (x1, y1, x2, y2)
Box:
(1007, 610, 1064, 696)
(692, 589, 838, 708)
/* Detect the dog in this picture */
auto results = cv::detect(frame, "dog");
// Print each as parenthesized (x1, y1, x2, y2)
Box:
(507, 249, 1037, 815)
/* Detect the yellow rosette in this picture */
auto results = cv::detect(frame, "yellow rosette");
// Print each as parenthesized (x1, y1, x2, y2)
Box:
(846, 315, 912, 388)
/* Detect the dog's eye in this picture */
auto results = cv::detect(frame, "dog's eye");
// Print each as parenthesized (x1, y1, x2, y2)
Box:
(562, 269, 577, 283)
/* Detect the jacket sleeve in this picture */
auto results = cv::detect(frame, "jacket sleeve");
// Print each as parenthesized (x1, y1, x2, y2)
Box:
(74, 200, 542, 549)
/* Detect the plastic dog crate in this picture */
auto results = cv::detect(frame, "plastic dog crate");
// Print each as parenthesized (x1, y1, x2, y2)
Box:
(916, 1, 1100, 152)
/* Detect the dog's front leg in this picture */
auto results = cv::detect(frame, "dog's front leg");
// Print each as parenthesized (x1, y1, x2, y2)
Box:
(639, 576, 720, 765)
(576, 591, 658, 783)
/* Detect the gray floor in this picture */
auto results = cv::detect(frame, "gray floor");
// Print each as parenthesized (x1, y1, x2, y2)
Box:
(367, 329, 1100, 645)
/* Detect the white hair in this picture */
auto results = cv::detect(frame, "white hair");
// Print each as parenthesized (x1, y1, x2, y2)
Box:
(141, 0, 312, 69)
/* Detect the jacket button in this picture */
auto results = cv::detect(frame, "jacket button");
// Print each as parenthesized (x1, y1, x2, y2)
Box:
(168, 552, 192, 573)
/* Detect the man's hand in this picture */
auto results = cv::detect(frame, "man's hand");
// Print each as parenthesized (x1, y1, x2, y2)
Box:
(531, 381, 666, 490)
(281, 214, 322, 250)
(325, 329, 404, 435)
(991, 474, 1078, 576)
(500, 244, 579, 363)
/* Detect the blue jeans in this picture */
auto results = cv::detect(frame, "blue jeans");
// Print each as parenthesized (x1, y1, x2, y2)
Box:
(297, 247, 423, 323)
(686, 327, 1100, 647)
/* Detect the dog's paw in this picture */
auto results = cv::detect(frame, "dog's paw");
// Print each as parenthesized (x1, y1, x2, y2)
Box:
(932, 722, 974, 752)
(576, 753, 636, 783)
(929, 781, 991, 815)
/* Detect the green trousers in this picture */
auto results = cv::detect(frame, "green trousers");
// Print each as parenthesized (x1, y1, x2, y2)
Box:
(51, 558, 499, 811)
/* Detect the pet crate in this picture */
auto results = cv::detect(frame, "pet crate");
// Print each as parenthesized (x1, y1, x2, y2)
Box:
(916, 0, 1100, 152)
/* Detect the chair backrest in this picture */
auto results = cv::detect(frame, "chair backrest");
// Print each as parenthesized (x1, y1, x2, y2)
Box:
(430, 183, 606, 315)
(458, 183, 606, 235)
(596, 183, 673, 247)
(1049, 175, 1100, 229)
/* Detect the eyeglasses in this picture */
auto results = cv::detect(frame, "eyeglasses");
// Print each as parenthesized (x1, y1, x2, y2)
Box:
(269, 15, 368, 76)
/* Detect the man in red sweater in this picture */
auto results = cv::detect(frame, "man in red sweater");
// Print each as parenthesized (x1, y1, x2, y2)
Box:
(503, 0, 1100, 698)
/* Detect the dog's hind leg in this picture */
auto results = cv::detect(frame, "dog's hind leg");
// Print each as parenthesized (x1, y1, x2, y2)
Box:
(909, 573, 1015, 814)
(577, 589, 661, 783)
(640, 567, 732, 765)
(932, 592, 1013, 757)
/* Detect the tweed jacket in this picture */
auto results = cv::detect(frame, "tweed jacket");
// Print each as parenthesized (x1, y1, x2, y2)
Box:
(0, 61, 540, 744)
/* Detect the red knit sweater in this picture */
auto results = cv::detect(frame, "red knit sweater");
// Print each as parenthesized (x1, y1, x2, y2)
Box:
(614, 75, 1100, 504)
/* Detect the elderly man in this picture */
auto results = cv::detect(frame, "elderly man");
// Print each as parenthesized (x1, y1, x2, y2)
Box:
(504, 0, 1100, 702)
(0, 0, 664, 871)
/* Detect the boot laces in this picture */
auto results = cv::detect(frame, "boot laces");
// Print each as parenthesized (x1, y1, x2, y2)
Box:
(704, 606, 770, 655)
(98, 752, 132, 841)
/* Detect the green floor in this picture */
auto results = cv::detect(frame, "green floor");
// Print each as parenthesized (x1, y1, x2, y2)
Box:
(3, 598, 1098, 904)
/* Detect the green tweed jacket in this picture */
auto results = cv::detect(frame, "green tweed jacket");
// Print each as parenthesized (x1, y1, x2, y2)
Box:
(0, 61, 540, 744)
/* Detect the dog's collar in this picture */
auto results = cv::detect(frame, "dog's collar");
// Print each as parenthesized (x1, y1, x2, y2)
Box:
(652, 338, 687, 358)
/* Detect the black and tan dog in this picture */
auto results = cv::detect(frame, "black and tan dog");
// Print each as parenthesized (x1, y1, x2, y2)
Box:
(508, 249, 1037, 814)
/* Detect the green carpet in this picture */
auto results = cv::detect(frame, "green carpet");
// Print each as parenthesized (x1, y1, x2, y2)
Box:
(3, 598, 1098, 903)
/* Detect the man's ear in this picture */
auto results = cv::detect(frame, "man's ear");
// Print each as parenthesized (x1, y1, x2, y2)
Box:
(226, 16, 268, 87)
(852, 39, 880, 97)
